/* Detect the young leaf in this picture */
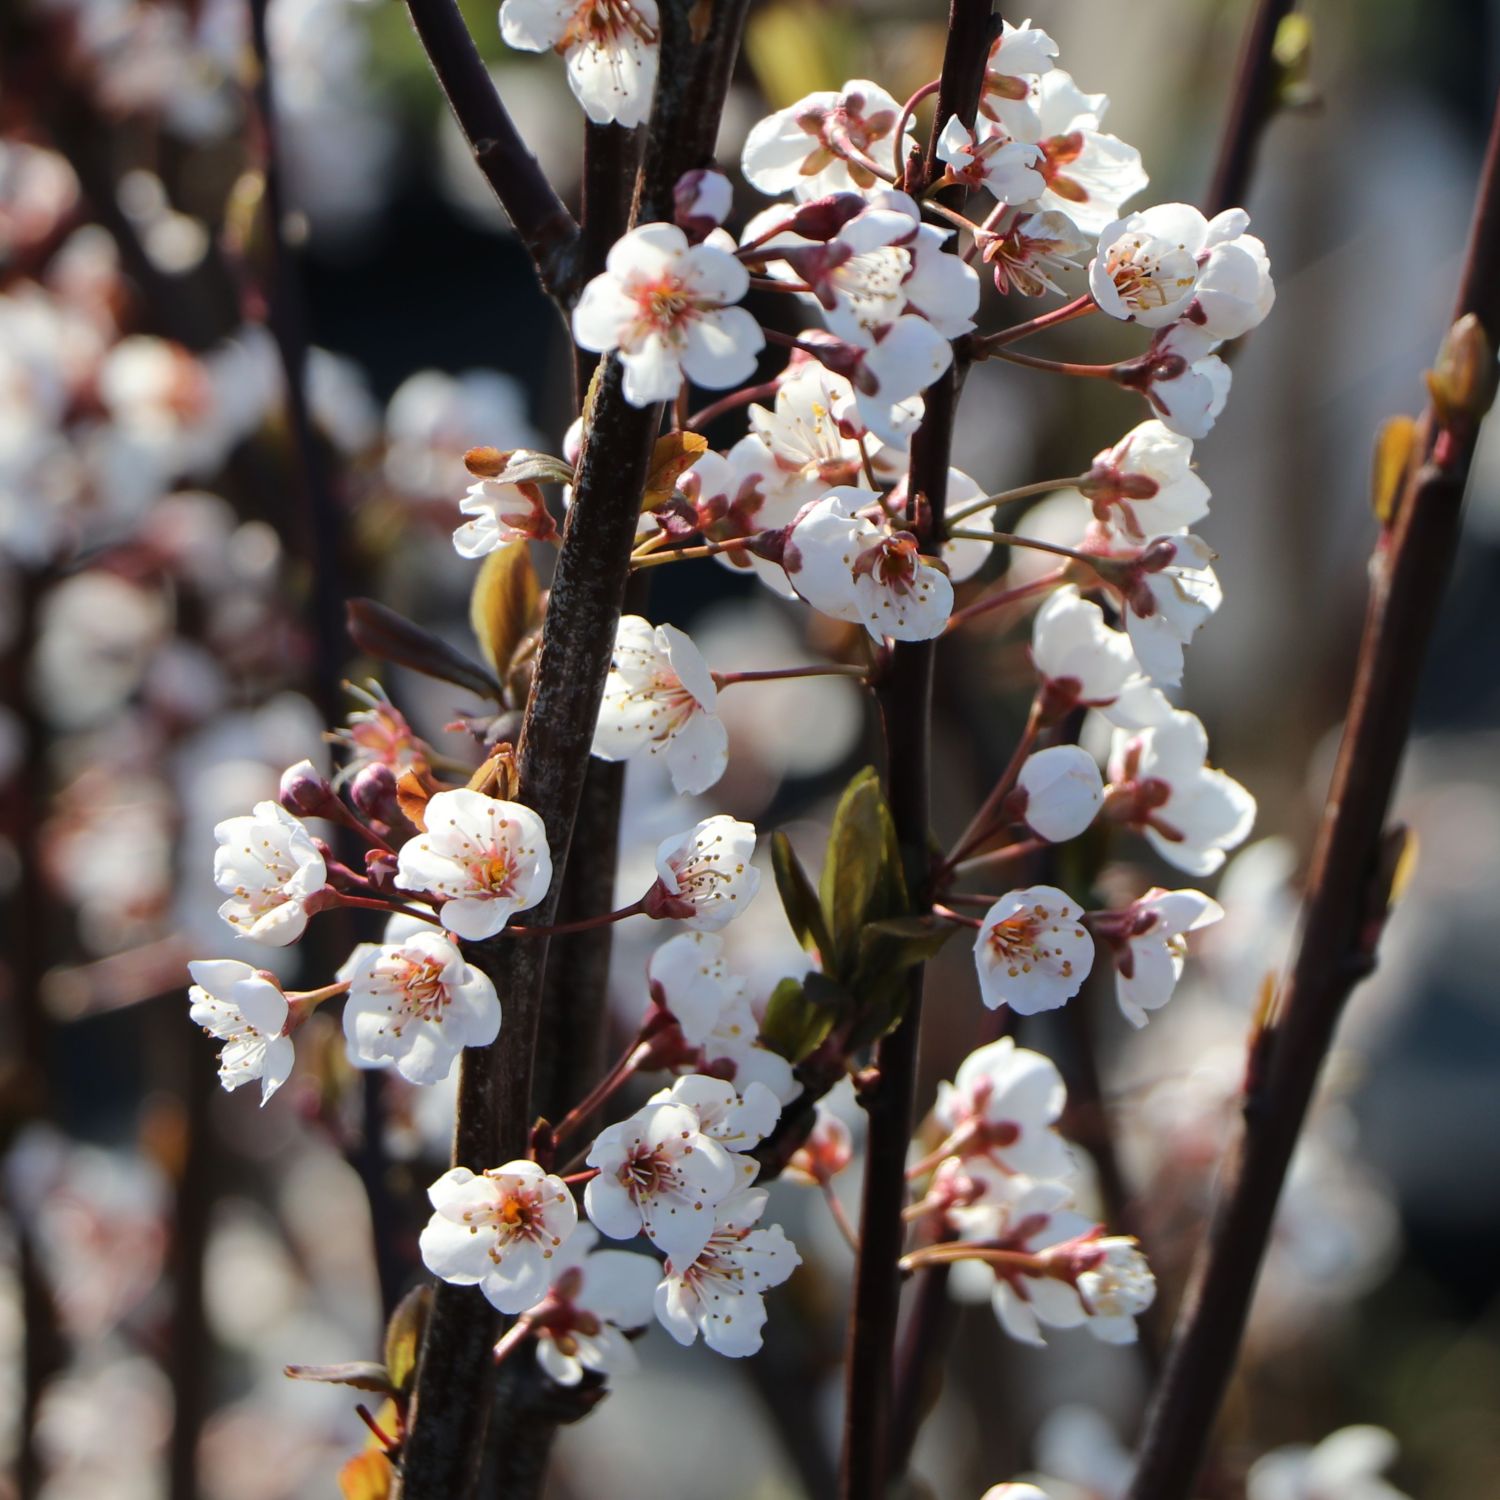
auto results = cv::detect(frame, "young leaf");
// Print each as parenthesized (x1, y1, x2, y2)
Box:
(642, 431, 708, 512)
(469, 543, 540, 677)
(771, 831, 834, 961)
(347, 598, 503, 702)
(846, 918, 960, 1049)
(818, 768, 907, 976)
(383, 1284, 431, 1395)
(284, 1360, 395, 1395)
(759, 973, 846, 1063)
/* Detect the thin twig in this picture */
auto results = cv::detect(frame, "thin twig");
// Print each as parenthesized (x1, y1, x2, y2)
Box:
(1125, 85, 1500, 1500)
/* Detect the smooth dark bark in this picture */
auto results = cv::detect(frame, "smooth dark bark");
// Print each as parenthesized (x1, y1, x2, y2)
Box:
(1205, 0, 1298, 218)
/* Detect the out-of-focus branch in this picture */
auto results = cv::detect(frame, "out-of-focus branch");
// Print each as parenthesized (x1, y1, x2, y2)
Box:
(840, 6, 993, 1494)
(402, 0, 580, 302)
(1205, 0, 1298, 217)
(1125, 89, 1500, 1500)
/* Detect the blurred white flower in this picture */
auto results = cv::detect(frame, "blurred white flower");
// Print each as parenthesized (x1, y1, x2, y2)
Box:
(973, 885, 1094, 1014)
(188, 958, 295, 1103)
(1248, 1426, 1411, 1500)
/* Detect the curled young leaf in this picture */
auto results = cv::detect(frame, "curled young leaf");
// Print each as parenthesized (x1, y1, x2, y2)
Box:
(469, 542, 541, 678)
(347, 598, 503, 702)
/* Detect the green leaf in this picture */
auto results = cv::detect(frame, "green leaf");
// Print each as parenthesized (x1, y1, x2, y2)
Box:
(759, 974, 847, 1064)
(818, 767, 907, 977)
(846, 918, 960, 1047)
(283, 1361, 394, 1395)
(383, 1284, 431, 1395)
(772, 832, 833, 959)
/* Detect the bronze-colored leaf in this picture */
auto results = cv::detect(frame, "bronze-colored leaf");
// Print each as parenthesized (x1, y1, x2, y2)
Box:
(642, 431, 708, 512)
(284, 1360, 394, 1395)
(469, 543, 541, 678)
(339, 1450, 394, 1500)
(1370, 415, 1417, 525)
(347, 598, 503, 701)
(383, 1284, 431, 1395)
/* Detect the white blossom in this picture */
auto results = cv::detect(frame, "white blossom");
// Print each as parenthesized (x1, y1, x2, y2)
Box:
(974, 885, 1095, 1014)
(393, 788, 553, 940)
(674, 168, 734, 236)
(1106, 709, 1256, 876)
(212, 800, 327, 946)
(452, 476, 554, 557)
(500, 0, 660, 129)
(1104, 887, 1224, 1028)
(785, 488, 953, 641)
(1118, 532, 1222, 687)
(584, 1097, 739, 1260)
(653, 1187, 800, 1356)
(1016, 745, 1104, 843)
(1248, 1426, 1411, 1500)
(986, 209, 1091, 298)
(741, 80, 915, 201)
(932, 1036, 1074, 1181)
(784, 1103, 854, 1186)
(1090, 204, 1204, 327)
(572, 223, 763, 406)
(1080, 420, 1210, 540)
(1188, 208, 1276, 341)
(525, 1226, 661, 1386)
(419, 1161, 578, 1314)
(997, 1228, 1156, 1347)
(339, 922, 501, 1084)
(186, 959, 294, 1104)
(748, 364, 866, 502)
(647, 816, 760, 932)
(1134, 324, 1232, 439)
(590, 616, 728, 794)
(649, 1073, 780, 1170)
(677, 433, 798, 596)
(1031, 585, 1142, 711)
(936, 118, 1045, 204)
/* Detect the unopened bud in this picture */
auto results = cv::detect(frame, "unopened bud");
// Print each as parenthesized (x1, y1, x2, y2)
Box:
(673, 168, 733, 242)
(464, 446, 511, 478)
(351, 762, 402, 825)
(279, 759, 333, 817)
(783, 193, 866, 242)
(1425, 312, 1497, 433)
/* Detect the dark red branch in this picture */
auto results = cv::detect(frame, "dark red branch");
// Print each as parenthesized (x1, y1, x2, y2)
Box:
(1125, 88, 1500, 1500)
(1204, 0, 1297, 217)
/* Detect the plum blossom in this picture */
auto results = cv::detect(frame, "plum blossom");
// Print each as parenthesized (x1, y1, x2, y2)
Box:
(1247, 1426, 1412, 1500)
(749, 364, 866, 501)
(936, 118, 1045, 203)
(572, 223, 763, 407)
(998, 1227, 1156, 1346)
(419, 1161, 577, 1313)
(784, 1103, 854, 1187)
(785, 488, 953, 641)
(393, 788, 553, 940)
(677, 433, 797, 595)
(520, 1226, 661, 1386)
(932, 1036, 1074, 1180)
(653, 1187, 801, 1356)
(1031, 585, 1142, 714)
(1104, 532, 1222, 687)
(845, 315, 954, 441)
(212, 801, 327, 946)
(1090, 204, 1203, 327)
(1106, 709, 1256, 876)
(500, 0, 660, 129)
(674, 168, 734, 240)
(984, 209, 1091, 297)
(329, 681, 431, 779)
(1186, 208, 1276, 341)
(584, 1096, 739, 1259)
(980, 17, 1059, 132)
(646, 816, 760, 932)
(1094, 887, 1224, 1027)
(452, 476, 556, 557)
(649, 1073, 781, 1167)
(974, 885, 1095, 1014)
(590, 617, 728, 794)
(1080, 420, 1210, 540)
(1015, 745, 1104, 843)
(1128, 324, 1232, 439)
(187, 960, 294, 1104)
(741, 81, 915, 201)
(339, 921, 501, 1084)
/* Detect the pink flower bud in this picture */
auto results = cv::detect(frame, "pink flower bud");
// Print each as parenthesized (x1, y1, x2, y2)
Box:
(279, 759, 333, 817)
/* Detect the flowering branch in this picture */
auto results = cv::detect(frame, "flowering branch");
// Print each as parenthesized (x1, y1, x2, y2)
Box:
(1125, 87, 1500, 1500)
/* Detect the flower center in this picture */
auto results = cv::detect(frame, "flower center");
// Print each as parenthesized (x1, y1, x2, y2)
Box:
(471, 853, 517, 895)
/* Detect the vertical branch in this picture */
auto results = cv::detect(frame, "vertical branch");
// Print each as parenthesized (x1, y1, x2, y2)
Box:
(1205, 0, 1298, 218)
(395, 4, 754, 1494)
(840, 4, 994, 1491)
(1124, 91, 1500, 1500)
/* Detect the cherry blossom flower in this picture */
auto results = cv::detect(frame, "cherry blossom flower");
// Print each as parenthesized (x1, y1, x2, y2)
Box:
(339, 922, 501, 1084)
(936, 119, 1045, 203)
(1015, 745, 1104, 843)
(521, 1226, 661, 1386)
(452, 476, 556, 557)
(1111, 532, 1221, 687)
(1128, 324, 1231, 439)
(748, 365, 866, 501)
(1032, 1405, 1134, 1500)
(584, 1097, 739, 1260)
(1187, 208, 1276, 341)
(645, 816, 760, 932)
(998, 1227, 1156, 1346)
(212, 800, 327, 946)
(846, 315, 954, 440)
(187, 959, 294, 1104)
(932, 1036, 1074, 1180)
(393, 788, 553, 940)
(984, 209, 1091, 297)
(677, 434, 799, 597)
(500, 0, 660, 129)
(741, 80, 915, 201)
(419, 1161, 577, 1313)
(653, 1187, 801, 1356)
(329, 680, 430, 780)
(1247, 1426, 1411, 1500)
(1090, 204, 1204, 327)
(590, 616, 728, 794)
(1094, 887, 1224, 1027)
(1030, 585, 1142, 714)
(572, 224, 763, 406)
(649, 1073, 781, 1169)
(784, 1103, 854, 1187)
(1106, 709, 1256, 876)
(1080, 420, 1210, 540)
(974, 885, 1095, 1014)
(784, 488, 953, 641)
(885, 465, 991, 581)
(674, 168, 734, 240)
(980, 17, 1059, 133)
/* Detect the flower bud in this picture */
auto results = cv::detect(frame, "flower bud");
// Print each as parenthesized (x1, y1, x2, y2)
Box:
(350, 762, 402, 825)
(673, 168, 733, 242)
(1425, 312, 1497, 433)
(464, 446, 512, 478)
(279, 759, 333, 817)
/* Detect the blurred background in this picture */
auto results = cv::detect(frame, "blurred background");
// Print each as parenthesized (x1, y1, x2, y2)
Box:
(2, 0, 1499, 1496)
